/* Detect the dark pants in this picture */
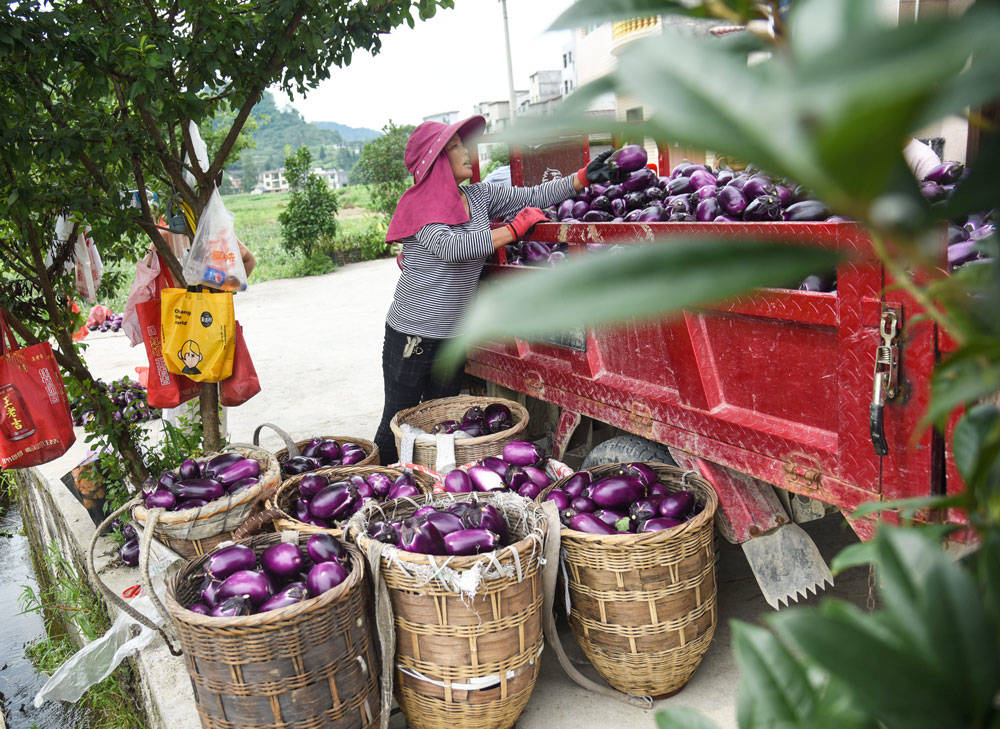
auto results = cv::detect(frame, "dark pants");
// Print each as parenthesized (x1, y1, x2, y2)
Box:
(373, 324, 465, 465)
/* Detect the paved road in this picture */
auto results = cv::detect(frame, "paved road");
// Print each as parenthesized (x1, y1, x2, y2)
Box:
(78, 257, 870, 729)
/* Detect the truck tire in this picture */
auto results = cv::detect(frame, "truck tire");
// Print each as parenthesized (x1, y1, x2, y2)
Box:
(581, 435, 677, 470)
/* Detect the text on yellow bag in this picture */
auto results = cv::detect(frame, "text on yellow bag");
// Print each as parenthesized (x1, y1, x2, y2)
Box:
(160, 288, 236, 383)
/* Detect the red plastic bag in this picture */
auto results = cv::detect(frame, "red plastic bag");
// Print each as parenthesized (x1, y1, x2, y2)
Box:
(220, 322, 260, 407)
(0, 310, 76, 469)
(136, 298, 199, 409)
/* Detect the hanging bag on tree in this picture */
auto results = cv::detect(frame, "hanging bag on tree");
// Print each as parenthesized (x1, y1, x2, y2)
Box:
(181, 187, 247, 292)
(160, 287, 236, 383)
(0, 309, 76, 469)
(219, 322, 260, 407)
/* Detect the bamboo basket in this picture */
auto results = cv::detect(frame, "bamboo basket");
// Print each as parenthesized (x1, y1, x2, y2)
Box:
(388, 395, 529, 470)
(131, 445, 279, 559)
(541, 462, 718, 698)
(253, 422, 378, 491)
(266, 465, 437, 537)
(165, 532, 379, 729)
(347, 492, 547, 729)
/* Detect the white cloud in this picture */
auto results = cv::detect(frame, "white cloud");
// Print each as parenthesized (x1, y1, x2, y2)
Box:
(272, 0, 574, 130)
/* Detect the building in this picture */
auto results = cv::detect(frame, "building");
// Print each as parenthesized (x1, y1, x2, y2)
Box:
(422, 110, 460, 125)
(561, 40, 577, 97)
(255, 167, 348, 193)
(474, 92, 529, 133)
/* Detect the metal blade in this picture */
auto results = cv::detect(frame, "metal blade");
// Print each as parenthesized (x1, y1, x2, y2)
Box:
(741, 523, 835, 610)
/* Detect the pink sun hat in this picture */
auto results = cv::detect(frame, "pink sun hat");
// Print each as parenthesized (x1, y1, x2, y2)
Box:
(385, 115, 486, 242)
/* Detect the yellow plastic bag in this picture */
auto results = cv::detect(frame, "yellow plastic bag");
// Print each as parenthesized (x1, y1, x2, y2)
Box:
(160, 288, 235, 383)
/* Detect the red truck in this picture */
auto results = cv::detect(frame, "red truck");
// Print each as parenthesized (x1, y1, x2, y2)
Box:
(467, 138, 967, 608)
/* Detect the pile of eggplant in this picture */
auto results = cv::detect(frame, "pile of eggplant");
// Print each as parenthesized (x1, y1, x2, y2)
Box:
(442, 440, 553, 499)
(545, 463, 701, 535)
(72, 376, 160, 426)
(287, 470, 421, 529)
(142, 453, 261, 512)
(89, 311, 124, 333)
(366, 500, 512, 556)
(281, 438, 368, 477)
(919, 161, 996, 271)
(116, 520, 140, 566)
(184, 534, 352, 617)
(431, 403, 514, 438)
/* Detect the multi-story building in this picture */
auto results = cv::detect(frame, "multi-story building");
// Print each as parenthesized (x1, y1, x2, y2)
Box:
(422, 110, 460, 125)
(474, 94, 529, 133)
(255, 167, 348, 193)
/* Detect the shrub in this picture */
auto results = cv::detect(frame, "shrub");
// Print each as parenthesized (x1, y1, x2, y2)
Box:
(278, 146, 338, 258)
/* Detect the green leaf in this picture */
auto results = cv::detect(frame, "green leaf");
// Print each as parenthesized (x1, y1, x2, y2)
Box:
(654, 706, 724, 729)
(437, 239, 840, 370)
(550, 0, 724, 31)
(831, 523, 960, 575)
(927, 339, 1000, 426)
(952, 405, 1000, 493)
(848, 495, 963, 521)
(942, 127, 1000, 220)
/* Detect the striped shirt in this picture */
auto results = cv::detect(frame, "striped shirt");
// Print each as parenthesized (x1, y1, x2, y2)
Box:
(386, 175, 577, 339)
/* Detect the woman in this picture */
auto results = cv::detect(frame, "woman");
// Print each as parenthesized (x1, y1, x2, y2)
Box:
(373, 115, 619, 464)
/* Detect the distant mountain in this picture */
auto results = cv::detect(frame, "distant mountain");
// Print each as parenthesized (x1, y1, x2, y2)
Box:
(314, 121, 381, 142)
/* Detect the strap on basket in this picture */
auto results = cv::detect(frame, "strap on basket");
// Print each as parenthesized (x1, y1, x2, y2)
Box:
(86, 499, 182, 656)
(253, 422, 300, 457)
(231, 507, 282, 541)
(137, 508, 183, 655)
(363, 537, 396, 729)
(539, 501, 653, 709)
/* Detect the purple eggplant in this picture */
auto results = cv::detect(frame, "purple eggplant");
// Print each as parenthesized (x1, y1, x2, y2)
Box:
(716, 169, 734, 186)
(608, 144, 648, 175)
(590, 476, 644, 509)
(505, 465, 531, 492)
(119, 538, 139, 566)
(294, 497, 311, 522)
(186, 603, 210, 615)
(696, 198, 720, 222)
(217, 570, 273, 607)
(424, 510, 465, 536)
(784, 200, 830, 221)
(628, 498, 660, 524)
(206, 544, 257, 580)
(175, 478, 224, 502)
(259, 584, 308, 612)
(610, 198, 628, 217)
(641, 517, 684, 533)
(462, 503, 508, 543)
(412, 506, 437, 519)
(457, 418, 487, 437)
(178, 458, 201, 480)
(227, 476, 260, 495)
(483, 403, 513, 433)
(301, 438, 323, 459)
(443, 528, 501, 556)
(920, 181, 947, 202)
(210, 595, 251, 618)
(557, 199, 575, 219)
(562, 471, 592, 499)
(667, 176, 693, 195)
(298, 474, 328, 499)
(544, 488, 570, 510)
(593, 509, 625, 528)
(340, 447, 365, 466)
(283, 456, 321, 476)
(718, 185, 747, 216)
(144, 489, 176, 510)
(589, 195, 612, 213)
(368, 472, 393, 497)
(307, 533, 346, 563)
(518, 482, 541, 500)
(571, 495, 596, 513)
(157, 470, 179, 492)
(310, 483, 354, 521)
(582, 209, 613, 223)
(306, 561, 349, 596)
(444, 469, 475, 493)
(623, 462, 657, 487)
(204, 452, 244, 477)
(559, 507, 579, 526)
(400, 519, 445, 555)
(647, 483, 670, 499)
(571, 200, 589, 219)
(741, 175, 774, 201)
(622, 168, 656, 193)
(948, 240, 980, 268)
(659, 490, 695, 519)
(468, 465, 506, 492)
(261, 542, 305, 578)
(689, 169, 717, 189)
(623, 209, 644, 222)
(521, 465, 551, 489)
(923, 162, 963, 185)
(624, 191, 649, 211)
(742, 194, 783, 221)
(200, 575, 222, 608)
(216, 458, 260, 486)
(177, 498, 210, 511)
(368, 521, 397, 544)
(635, 206, 664, 222)
(502, 440, 544, 467)
(388, 481, 420, 499)
(604, 183, 624, 200)
(568, 512, 616, 535)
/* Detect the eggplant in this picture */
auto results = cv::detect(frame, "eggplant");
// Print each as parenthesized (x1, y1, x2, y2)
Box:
(645, 186, 665, 202)
(604, 184, 624, 200)
(261, 542, 305, 578)
(400, 520, 445, 555)
(668, 211, 696, 222)
(301, 438, 323, 459)
(305, 533, 345, 565)
(444, 469, 474, 493)
(316, 439, 342, 462)
(259, 584, 307, 612)
(177, 498, 210, 511)
(923, 162, 963, 185)
(718, 186, 747, 216)
(799, 274, 833, 292)
(659, 490, 695, 519)
(306, 561, 349, 596)
(695, 184, 717, 200)
(186, 603, 210, 615)
(582, 210, 613, 223)
(468, 465, 506, 492)
(742, 194, 783, 221)
(610, 198, 628, 217)
(178, 458, 201, 480)
(590, 476, 644, 509)
(479, 456, 509, 479)
(388, 481, 420, 499)
(457, 419, 487, 437)
(144, 489, 176, 510)
(216, 458, 260, 486)
(641, 517, 684, 533)
(122, 523, 138, 541)
(570, 495, 596, 513)
(412, 506, 437, 519)
(948, 240, 980, 268)
(608, 144, 648, 175)
(483, 403, 513, 433)
(623, 462, 657, 487)
(340, 448, 365, 466)
(557, 199, 575, 219)
(502, 440, 544, 467)
(559, 507, 579, 526)
(227, 476, 260, 495)
(505, 465, 530, 492)
(667, 176, 693, 195)
(562, 471, 592, 499)
(593, 509, 625, 528)
(119, 538, 139, 566)
(200, 575, 222, 608)
(175, 478, 224, 502)
(568, 512, 615, 535)
(443, 528, 501, 556)
(622, 168, 656, 193)
(638, 206, 667, 222)
(689, 169, 717, 189)
(204, 452, 243, 477)
(571, 200, 589, 219)
(283, 456, 321, 476)
(298, 473, 328, 499)
(518, 482, 541, 500)
(589, 195, 612, 213)
(624, 191, 648, 211)
(368, 472, 393, 497)
(544, 488, 570, 510)
(217, 570, 273, 607)
(368, 521, 398, 544)
(462, 503, 508, 543)
(521, 465, 551, 489)
(207, 544, 257, 580)
(629, 498, 660, 524)
(310, 483, 354, 521)
(158, 470, 179, 492)
(295, 497, 311, 522)
(210, 595, 251, 618)
(623, 209, 644, 222)
(741, 175, 774, 200)
(424, 510, 465, 536)
(784, 200, 830, 221)
(716, 169, 734, 186)
(920, 181, 946, 202)
(696, 198, 720, 222)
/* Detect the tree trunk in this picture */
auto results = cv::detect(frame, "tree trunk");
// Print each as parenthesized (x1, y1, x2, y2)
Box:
(200, 382, 223, 453)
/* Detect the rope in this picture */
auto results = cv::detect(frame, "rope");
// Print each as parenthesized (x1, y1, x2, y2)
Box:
(364, 538, 396, 729)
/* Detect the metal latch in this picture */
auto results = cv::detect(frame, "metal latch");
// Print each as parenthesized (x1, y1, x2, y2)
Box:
(870, 305, 901, 455)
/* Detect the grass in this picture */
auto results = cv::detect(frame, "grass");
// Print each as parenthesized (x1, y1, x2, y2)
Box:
(20, 541, 145, 729)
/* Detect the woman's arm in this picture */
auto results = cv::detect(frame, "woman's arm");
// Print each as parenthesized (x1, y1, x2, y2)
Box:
(417, 223, 516, 262)
(487, 175, 578, 220)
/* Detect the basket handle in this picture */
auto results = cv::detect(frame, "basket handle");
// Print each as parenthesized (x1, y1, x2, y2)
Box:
(231, 507, 283, 541)
(253, 422, 300, 457)
(137, 508, 183, 655)
(86, 499, 182, 656)
(538, 501, 653, 709)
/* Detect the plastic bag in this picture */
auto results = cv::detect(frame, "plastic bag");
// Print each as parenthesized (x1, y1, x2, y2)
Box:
(181, 188, 247, 291)
(73, 226, 102, 303)
(160, 288, 236, 382)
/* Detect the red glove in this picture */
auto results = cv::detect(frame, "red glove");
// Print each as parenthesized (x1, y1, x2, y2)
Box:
(506, 207, 549, 240)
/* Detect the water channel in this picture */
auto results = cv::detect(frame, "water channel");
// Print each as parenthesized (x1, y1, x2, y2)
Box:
(0, 502, 87, 729)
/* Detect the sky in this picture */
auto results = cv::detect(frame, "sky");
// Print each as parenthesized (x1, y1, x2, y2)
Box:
(272, 0, 575, 131)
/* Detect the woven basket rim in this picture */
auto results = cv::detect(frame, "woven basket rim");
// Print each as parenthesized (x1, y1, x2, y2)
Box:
(349, 491, 547, 570)
(273, 434, 377, 463)
(267, 465, 436, 534)
(388, 395, 529, 446)
(132, 445, 277, 526)
(539, 461, 717, 545)
(164, 531, 365, 627)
